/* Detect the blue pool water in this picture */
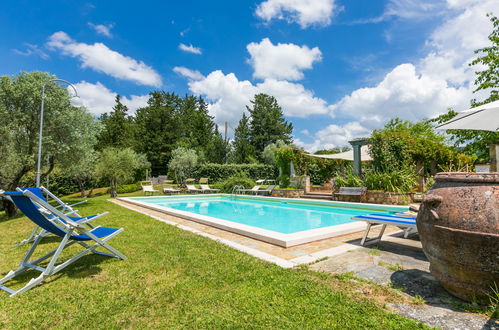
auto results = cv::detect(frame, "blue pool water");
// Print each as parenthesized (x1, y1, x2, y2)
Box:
(129, 195, 399, 234)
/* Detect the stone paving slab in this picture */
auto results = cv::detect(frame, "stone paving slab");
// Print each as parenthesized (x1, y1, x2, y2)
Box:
(310, 238, 497, 330)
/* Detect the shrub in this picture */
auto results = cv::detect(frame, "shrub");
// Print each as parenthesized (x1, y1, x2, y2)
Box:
(18, 169, 80, 196)
(363, 170, 417, 193)
(192, 163, 276, 183)
(113, 183, 142, 194)
(213, 174, 255, 193)
(334, 168, 418, 193)
(333, 171, 364, 188)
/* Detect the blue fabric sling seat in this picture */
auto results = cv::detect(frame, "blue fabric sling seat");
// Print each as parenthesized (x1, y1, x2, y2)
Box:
(5, 192, 118, 241)
(351, 213, 418, 246)
(0, 190, 126, 297)
(353, 214, 417, 226)
(14, 187, 101, 246)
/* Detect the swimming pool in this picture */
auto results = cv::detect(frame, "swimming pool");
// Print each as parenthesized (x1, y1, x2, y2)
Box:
(119, 194, 408, 247)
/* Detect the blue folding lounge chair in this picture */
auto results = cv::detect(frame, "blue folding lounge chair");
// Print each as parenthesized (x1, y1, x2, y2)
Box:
(351, 214, 418, 246)
(0, 189, 126, 297)
(14, 187, 98, 247)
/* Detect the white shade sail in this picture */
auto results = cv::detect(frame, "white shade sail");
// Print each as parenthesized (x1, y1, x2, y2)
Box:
(306, 145, 372, 161)
(437, 100, 499, 131)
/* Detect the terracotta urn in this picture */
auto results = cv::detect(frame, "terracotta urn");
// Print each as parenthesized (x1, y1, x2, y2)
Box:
(417, 172, 499, 303)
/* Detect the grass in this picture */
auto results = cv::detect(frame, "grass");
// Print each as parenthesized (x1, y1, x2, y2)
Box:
(0, 194, 428, 329)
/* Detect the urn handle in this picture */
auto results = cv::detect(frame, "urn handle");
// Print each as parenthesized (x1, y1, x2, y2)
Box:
(422, 195, 443, 220)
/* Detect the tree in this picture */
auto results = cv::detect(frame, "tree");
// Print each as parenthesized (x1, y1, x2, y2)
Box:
(262, 140, 287, 166)
(431, 110, 499, 162)
(134, 93, 223, 174)
(62, 112, 101, 197)
(96, 95, 135, 150)
(432, 14, 499, 162)
(247, 94, 293, 156)
(205, 126, 230, 164)
(314, 147, 350, 155)
(469, 14, 499, 106)
(168, 147, 199, 183)
(134, 92, 183, 175)
(369, 118, 474, 175)
(232, 113, 257, 163)
(0, 71, 97, 216)
(94, 147, 149, 197)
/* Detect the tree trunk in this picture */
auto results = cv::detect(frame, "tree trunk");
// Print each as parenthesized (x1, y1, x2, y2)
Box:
(2, 199, 17, 217)
(78, 179, 86, 198)
(110, 179, 117, 198)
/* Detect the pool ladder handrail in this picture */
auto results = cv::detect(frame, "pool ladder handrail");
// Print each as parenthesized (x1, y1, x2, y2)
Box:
(231, 185, 245, 196)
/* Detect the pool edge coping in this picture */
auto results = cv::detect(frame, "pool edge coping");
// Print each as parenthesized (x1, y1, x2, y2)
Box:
(117, 194, 407, 248)
(112, 199, 408, 269)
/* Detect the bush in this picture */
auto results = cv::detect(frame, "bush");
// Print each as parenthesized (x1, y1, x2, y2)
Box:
(192, 163, 276, 183)
(363, 170, 417, 193)
(213, 174, 255, 193)
(333, 171, 364, 188)
(111, 183, 142, 194)
(18, 170, 80, 196)
(334, 168, 418, 193)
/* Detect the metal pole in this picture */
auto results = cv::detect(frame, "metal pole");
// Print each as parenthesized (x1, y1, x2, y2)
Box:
(35, 79, 78, 187)
(35, 85, 45, 187)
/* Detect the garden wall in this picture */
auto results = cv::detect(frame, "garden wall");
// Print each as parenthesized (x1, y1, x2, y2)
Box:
(334, 191, 414, 205)
(271, 189, 305, 198)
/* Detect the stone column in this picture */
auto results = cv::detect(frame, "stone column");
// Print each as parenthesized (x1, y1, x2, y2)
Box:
(303, 175, 311, 193)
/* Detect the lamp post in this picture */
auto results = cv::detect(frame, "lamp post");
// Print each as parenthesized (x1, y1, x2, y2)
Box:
(35, 79, 78, 187)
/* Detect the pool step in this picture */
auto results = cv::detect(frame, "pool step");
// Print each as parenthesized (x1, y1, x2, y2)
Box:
(301, 193, 332, 201)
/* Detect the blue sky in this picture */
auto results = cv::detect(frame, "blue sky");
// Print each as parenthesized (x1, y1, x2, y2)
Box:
(1, 0, 497, 151)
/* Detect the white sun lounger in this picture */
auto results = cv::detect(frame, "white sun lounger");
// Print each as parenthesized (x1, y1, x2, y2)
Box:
(186, 184, 202, 193)
(200, 184, 219, 193)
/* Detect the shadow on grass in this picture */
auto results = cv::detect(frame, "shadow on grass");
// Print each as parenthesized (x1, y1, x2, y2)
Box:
(0, 212, 25, 224)
(0, 252, 115, 292)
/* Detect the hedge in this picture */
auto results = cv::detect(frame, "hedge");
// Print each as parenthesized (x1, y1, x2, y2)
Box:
(192, 163, 277, 183)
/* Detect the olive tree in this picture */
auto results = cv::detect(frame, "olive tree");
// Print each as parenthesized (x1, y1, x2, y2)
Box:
(94, 147, 150, 197)
(0, 71, 98, 216)
(168, 147, 198, 184)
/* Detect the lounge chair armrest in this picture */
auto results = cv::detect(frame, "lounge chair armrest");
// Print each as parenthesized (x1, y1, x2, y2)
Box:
(68, 200, 87, 207)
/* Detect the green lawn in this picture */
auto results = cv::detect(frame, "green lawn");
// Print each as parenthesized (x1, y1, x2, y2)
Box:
(0, 195, 427, 329)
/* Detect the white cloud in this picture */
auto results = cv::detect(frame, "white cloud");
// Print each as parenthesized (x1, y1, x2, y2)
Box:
(247, 38, 322, 80)
(173, 66, 204, 80)
(72, 81, 148, 115)
(88, 22, 114, 37)
(331, 0, 498, 128)
(47, 31, 162, 87)
(258, 79, 330, 117)
(295, 122, 371, 152)
(179, 43, 202, 54)
(13, 43, 49, 59)
(186, 70, 331, 128)
(255, 0, 336, 28)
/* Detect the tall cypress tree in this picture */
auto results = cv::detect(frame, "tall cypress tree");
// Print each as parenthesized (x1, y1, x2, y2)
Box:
(96, 95, 135, 150)
(233, 113, 256, 163)
(247, 93, 293, 156)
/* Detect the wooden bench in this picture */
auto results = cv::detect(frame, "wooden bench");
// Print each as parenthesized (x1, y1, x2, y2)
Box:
(334, 187, 367, 202)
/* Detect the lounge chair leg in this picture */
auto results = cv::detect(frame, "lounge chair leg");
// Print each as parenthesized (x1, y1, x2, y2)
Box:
(360, 224, 386, 246)
(14, 225, 41, 247)
(376, 224, 387, 242)
(360, 223, 372, 246)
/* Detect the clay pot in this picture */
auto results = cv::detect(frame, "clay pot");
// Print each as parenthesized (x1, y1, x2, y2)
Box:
(417, 172, 499, 303)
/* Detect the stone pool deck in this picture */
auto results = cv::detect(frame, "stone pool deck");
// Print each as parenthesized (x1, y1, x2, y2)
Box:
(112, 199, 497, 329)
